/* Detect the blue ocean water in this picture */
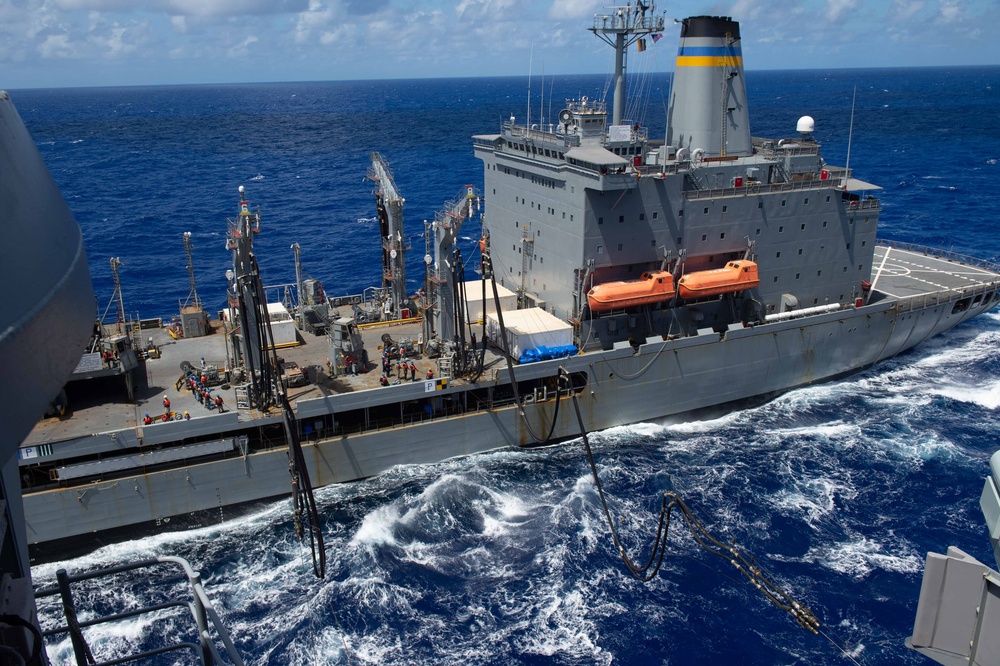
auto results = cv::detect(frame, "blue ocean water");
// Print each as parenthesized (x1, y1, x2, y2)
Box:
(15, 66, 1000, 664)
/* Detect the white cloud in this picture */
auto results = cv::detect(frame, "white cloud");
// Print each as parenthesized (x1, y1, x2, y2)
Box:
(159, 0, 308, 18)
(890, 0, 925, 21)
(37, 33, 76, 58)
(824, 0, 860, 22)
(546, 0, 603, 20)
(456, 0, 521, 22)
(937, 0, 963, 23)
(226, 33, 257, 56)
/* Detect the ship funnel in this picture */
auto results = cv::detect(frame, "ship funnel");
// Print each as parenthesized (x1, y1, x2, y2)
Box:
(666, 16, 751, 158)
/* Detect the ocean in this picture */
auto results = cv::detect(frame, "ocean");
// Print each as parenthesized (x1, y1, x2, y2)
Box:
(13, 65, 1000, 664)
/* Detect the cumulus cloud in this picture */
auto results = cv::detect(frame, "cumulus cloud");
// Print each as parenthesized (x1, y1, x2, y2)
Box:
(824, 0, 860, 22)
(889, 0, 925, 21)
(937, 0, 963, 23)
(456, 0, 522, 22)
(159, 0, 309, 18)
(547, 0, 603, 20)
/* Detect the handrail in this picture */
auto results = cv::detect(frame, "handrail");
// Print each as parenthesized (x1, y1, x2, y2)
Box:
(878, 239, 1000, 274)
(35, 556, 244, 666)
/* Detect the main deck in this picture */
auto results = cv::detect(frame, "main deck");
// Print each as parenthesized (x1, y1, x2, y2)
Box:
(21, 242, 1000, 455)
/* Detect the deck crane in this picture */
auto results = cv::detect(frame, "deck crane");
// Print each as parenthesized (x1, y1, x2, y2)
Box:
(422, 185, 481, 359)
(225, 185, 326, 578)
(368, 152, 410, 321)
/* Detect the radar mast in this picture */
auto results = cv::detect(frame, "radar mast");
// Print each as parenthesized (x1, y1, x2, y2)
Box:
(589, 2, 665, 126)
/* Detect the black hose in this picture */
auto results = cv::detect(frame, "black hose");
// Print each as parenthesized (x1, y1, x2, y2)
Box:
(560, 365, 819, 632)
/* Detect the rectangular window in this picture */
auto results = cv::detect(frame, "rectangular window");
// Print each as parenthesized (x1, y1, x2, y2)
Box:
(598, 217, 603, 225)
(617, 243, 623, 251)
(722, 205, 728, 213)
(779, 226, 784, 233)
(758, 202, 762, 209)
(653, 211, 659, 220)
(679, 210, 684, 217)
(781, 200, 786, 207)
(597, 245, 604, 254)
(773, 276, 779, 283)
(756, 228, 761, 236)
(639, 213, 645, 221)
(703, 207, 709, 215)
(776, 251, 781, 258)
(619, 215, 625, 223)
(795, 273, 800, 279)
(720, 232, 726, 240)
(798, 248, 803, 255)
(701, 234, 707, 242)
(805, 198, 809, 205)
(822, 220, 828, 228)
(800, 224, 806, 230)
(826, 195, 831, 202)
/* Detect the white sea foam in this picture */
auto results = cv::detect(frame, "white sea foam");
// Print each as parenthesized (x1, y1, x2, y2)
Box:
(772, 476, 857, 526)
(931, 378, 1000, 409)
(800, 535, 923, 579)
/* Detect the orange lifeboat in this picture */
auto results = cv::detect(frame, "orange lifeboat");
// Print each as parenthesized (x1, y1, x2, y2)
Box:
(587, 271, 676, 312)
(677, 260, 760, 299)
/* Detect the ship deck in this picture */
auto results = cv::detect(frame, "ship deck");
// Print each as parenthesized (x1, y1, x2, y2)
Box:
(869, 243, 1000, 305)
(23, 317, 499, 447)
(23, 242, 1000, 451)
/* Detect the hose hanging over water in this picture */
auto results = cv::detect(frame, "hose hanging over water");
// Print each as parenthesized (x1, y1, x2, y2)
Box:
(557, 366, 819, 634)
(251, 260, 327, 579)
(489, 271, 562, 445)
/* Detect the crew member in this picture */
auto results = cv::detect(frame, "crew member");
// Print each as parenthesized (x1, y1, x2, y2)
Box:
(143, 413, 152, 425)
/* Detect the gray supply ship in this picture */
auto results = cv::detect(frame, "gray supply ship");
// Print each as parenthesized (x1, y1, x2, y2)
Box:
(16, 6, 1000, 556)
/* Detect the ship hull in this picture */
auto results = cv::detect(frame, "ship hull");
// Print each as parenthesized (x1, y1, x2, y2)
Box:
(23, 291, 995, 548)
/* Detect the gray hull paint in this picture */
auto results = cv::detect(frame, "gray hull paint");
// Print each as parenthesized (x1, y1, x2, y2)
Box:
(24, 296, 993, 545)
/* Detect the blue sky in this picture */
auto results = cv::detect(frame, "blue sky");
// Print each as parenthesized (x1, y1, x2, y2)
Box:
(2, 0, 998, 89)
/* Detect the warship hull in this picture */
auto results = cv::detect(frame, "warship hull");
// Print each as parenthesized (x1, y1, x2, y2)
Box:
(22, 246, 999, 547)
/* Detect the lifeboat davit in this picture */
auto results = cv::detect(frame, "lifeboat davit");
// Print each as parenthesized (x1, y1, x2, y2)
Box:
(677, 260, 760, 299)
(587, 271, 676, 312)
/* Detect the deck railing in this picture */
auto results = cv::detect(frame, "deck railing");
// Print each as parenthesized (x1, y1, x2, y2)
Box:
(35, 556, 244, 666)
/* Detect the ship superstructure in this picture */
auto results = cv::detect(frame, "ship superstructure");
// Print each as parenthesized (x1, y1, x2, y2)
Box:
(476, 11, 877, 349)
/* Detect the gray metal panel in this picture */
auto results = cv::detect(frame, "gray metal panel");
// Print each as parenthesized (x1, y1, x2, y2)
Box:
(908, 547, 1000, 666)
(56, 438, 235, 480)
(0, 91, 95, 464)
(141, 412, 241, 445)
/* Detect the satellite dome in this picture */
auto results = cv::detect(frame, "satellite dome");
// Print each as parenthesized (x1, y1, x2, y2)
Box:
(796, 116, 815, 135)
